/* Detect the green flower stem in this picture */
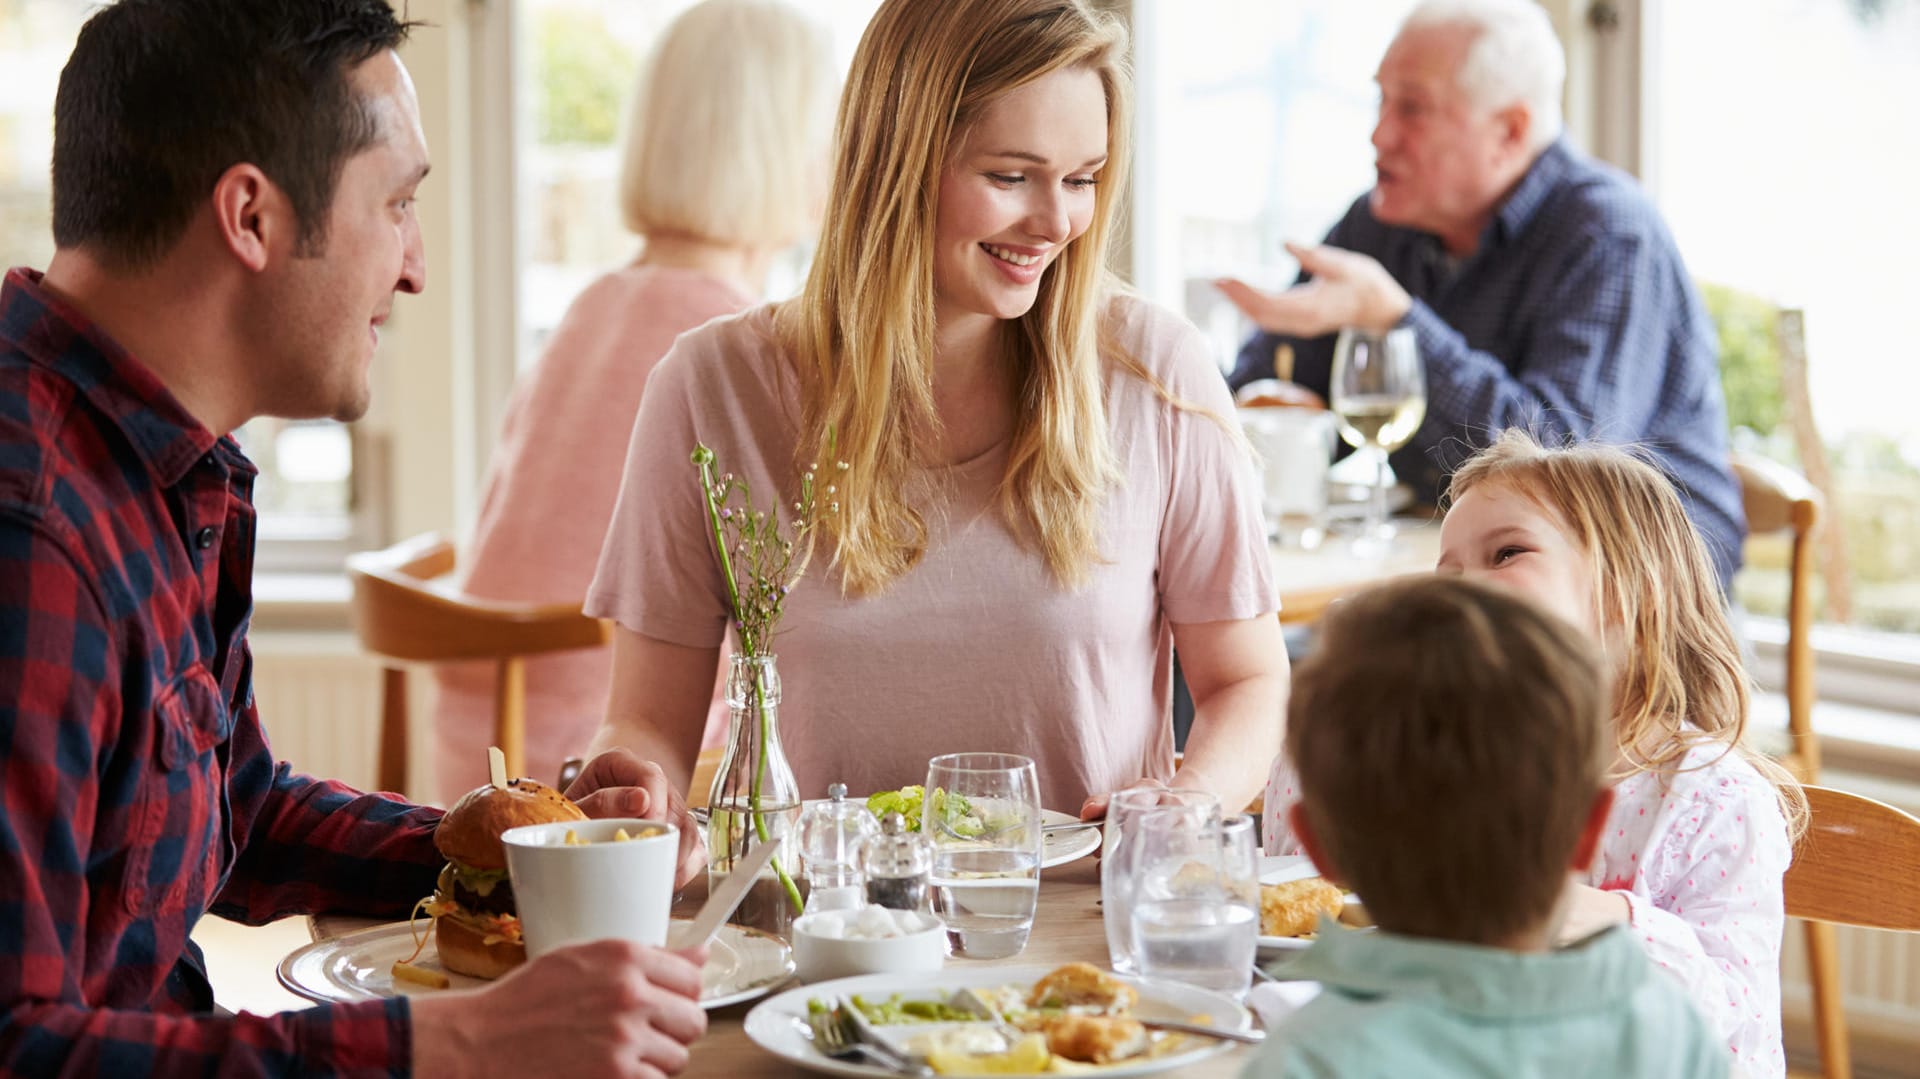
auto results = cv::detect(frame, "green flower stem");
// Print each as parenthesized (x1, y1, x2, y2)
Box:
(695, 446, 801, 914)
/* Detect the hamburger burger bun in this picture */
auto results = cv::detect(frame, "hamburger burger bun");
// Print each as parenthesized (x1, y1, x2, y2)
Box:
(434, 912, 527, 981)
(436, 777, 587, 871)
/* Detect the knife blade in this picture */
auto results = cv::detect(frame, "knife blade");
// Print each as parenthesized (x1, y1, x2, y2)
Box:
(671, 839, 781, 949)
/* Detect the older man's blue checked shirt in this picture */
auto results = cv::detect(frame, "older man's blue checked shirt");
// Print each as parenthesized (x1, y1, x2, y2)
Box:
(1231, 139, 1746, 588)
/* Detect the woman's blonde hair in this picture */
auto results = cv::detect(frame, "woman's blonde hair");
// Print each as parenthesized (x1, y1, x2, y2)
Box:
(616, 0, 837, 247)
(1447, 430, 1806, 837)
(774, 0, 1134, 594)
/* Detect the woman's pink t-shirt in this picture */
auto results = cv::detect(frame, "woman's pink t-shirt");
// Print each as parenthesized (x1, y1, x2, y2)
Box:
(586, 295, 1278, 811)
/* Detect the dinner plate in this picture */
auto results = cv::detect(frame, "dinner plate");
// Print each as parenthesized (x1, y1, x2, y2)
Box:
(1256, 855, 1365, 954)
(276, 917, 792, 1009)
(742, 963, 1252, 1078)
(691, 805, 1103, 871)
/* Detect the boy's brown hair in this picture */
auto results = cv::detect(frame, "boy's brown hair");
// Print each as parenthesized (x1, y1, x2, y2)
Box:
(1287, 575, 1609, 945)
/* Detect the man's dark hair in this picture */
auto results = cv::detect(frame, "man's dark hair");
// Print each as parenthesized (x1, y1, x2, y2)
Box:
(51, 0, 417, 269)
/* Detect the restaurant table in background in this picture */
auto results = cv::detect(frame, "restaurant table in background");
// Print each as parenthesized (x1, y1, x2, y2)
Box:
(308, 856, 1258, 1078)
(1271, 519, 1440, 625)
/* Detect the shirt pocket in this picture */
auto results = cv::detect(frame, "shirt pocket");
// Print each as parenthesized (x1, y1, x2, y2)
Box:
(121, 663, 229, 918)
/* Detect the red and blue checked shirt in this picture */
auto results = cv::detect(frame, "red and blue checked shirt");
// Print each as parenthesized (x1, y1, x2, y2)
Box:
(0, 267, 444, 1076)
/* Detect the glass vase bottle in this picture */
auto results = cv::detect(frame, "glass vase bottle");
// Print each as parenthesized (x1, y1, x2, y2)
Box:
(706, 651, 804, 937)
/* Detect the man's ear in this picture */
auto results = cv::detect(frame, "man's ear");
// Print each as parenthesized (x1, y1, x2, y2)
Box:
(1288, 801, 1347, 888)
(209, 163, 284, 273)
(1567, 786, 1616, 874)
(1496, 102, 1532, 157)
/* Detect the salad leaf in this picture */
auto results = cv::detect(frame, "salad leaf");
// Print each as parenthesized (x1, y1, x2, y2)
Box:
(866, 785, 925, 826)
(866, 785, 984, 838)
(847, 992, 977, 1024)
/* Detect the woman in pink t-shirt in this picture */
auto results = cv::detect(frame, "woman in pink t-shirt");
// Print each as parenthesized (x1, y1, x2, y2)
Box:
(430, 0, 839, 801)
(585, 0, 1288, 817)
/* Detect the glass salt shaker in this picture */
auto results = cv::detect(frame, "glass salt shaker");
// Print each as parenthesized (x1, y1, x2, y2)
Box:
(796, 783, 878, 915)
(860, 811, 933, 913)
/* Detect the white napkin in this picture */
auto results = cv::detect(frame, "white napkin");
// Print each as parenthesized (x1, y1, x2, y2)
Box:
(1247, 979, 1322, 1028)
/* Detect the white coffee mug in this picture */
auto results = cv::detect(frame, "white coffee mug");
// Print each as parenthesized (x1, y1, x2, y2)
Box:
(502, 817, 679, 958)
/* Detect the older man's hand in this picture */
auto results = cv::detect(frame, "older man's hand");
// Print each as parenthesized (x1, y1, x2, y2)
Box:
(1216, 241, 1412, 339)
(564, 748, 704, 887)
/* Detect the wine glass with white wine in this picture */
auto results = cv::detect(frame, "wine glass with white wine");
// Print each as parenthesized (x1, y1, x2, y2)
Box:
(1329, 326, 1425, 551)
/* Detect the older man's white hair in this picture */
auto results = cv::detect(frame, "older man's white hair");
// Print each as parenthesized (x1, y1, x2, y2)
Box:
(1401, 0, 1565, 152)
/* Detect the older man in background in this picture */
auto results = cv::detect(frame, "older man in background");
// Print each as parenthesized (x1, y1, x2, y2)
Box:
(1220, 0, 1745, 588)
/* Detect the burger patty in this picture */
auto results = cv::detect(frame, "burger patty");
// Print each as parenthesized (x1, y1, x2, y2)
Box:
(451, 875, 518, 918)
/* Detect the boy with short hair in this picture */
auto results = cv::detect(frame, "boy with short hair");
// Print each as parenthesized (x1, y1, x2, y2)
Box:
(1242, 575, 1732, 1077)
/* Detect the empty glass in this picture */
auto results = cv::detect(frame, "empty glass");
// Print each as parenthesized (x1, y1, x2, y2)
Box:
(1101, 786, 1221, 975)
(923, 752, 1042, 959)
(1127, 809, 1260, 999)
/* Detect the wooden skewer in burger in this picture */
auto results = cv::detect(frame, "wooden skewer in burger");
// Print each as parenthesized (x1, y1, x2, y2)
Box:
(418, 747, 588, 979)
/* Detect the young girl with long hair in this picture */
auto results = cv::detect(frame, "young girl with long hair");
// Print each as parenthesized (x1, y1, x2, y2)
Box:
(1264, 430, 1804, 1077)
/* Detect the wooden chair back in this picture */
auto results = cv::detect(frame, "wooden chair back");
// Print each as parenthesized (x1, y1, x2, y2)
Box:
(346, 533, 608, 793)
(1732, 452, 1822, 781)
(1786, 786, 1920, 931)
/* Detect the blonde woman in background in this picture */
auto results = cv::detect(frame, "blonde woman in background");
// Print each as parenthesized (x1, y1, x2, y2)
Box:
(432, 0, 838, 801)
(586, 0, 1287, 817)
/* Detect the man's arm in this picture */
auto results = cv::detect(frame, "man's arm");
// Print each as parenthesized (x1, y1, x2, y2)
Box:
(0, 513, 421, 1075)
(209, 730, 442, 925)
(1396, 227, 1679, 475)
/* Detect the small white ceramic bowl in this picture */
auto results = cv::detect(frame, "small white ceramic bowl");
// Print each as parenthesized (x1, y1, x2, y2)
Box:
(791, 908, 948, 983)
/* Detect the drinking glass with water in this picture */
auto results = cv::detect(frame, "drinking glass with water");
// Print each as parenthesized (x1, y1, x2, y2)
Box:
(1101, 786, 1221, 976)
(1127, 809, 1260, 999)
(923, 752, 1042, 959)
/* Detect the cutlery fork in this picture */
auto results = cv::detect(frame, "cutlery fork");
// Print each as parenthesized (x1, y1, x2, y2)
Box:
(796, 1005, 932, 1076)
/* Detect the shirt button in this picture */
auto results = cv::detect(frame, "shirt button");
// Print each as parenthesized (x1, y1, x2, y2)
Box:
(195, 527, 216, 550)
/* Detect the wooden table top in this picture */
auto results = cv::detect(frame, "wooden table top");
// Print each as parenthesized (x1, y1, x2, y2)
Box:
(1271, 521, 1440, 625)
(311, 855, 1257, 1078)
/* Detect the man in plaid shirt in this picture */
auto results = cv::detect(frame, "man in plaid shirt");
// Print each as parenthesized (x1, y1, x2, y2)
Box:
(0, 2, 707, 1075)
(1217, 0, 1745, 589)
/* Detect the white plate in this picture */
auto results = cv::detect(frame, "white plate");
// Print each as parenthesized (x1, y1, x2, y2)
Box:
(692, 806, 1101, 871)
(1256, 855, 1362, 954)
(277, 917, 792, 1009)
(742, 964, 1252, 1077)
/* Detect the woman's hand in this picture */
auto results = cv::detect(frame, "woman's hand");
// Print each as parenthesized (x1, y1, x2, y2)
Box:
(564, 748, 704, 888)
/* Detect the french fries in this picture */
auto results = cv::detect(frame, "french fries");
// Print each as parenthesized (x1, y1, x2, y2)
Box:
(391, 960, 451, 989)
(560, 825, 661, 846)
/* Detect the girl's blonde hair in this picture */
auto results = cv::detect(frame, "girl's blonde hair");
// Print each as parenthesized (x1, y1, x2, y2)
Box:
(617, 0, 837, 247)
(773, 0, 1134, 595)
(1447, 430, 1806, 838)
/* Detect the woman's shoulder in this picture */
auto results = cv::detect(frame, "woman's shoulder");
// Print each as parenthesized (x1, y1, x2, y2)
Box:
(1098, 292, 1229, 398)
(649, 303, 790, 394)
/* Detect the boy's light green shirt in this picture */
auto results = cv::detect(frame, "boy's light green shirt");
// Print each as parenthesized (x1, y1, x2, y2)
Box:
(1243, 922, 1732, 1078)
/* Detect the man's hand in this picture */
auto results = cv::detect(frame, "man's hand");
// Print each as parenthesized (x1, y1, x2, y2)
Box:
(565, 748, 703, 888)
(411, 939, 709, 1079)
(1216, 242, 1412, 339)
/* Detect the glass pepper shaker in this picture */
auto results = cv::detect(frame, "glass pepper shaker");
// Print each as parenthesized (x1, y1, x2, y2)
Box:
(796, 783, 879, 915)
(860, 811, 932, 913)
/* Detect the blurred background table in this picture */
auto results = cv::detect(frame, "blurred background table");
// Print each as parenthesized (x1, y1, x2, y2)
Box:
(1271, 519, 1440, 625)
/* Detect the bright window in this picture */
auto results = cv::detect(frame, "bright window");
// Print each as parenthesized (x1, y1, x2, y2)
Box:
(1648, 0, 1920, 637)
(513, 0, 881, 371)
(1135, 0, 1415, 368)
